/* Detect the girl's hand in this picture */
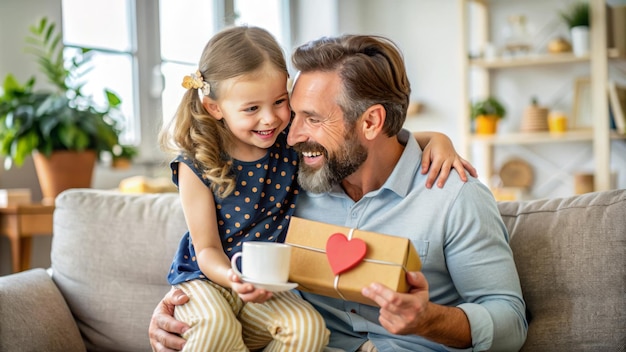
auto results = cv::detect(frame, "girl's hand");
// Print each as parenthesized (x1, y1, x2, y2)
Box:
(228, 269, 273, 303)
(420, 134, 477, 188)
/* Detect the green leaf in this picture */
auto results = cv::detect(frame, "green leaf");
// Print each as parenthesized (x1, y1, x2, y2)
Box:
(3, 74, 22, 95)
(0, 129, 16, 155)
(470, 97, 507, 120)
(10, 130, 38, 166)
(74, 130, 90, 150)
(38, 17, 47, 34)
(58, 122, 76, 148)
(106, 90, 122, 107)
(44, 21, 55, 44)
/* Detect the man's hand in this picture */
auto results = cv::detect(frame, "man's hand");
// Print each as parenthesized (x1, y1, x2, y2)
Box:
(361, 271, 430, 335)
(149, 288, 190, 352)
(361, 272, 472, 348)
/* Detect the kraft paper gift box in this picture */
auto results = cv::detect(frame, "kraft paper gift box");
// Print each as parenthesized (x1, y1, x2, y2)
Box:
(284, 217, 421, 306)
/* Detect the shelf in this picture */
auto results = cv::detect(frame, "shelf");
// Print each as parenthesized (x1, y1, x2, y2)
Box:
(460, 0, 617, 195)
(470, 130, 591, 145)
(470, 53, 589, 69)
(470, 50, 624, 69)
(469, 130, 626, 146)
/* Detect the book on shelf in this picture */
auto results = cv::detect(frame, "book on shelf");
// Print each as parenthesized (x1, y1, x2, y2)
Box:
(609, 103, 617, 131)
(608, 80, 626, 135)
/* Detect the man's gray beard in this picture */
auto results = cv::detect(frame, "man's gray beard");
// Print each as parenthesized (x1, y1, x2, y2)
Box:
(297, 135, 367, 194)
(297, 162, 334, 193)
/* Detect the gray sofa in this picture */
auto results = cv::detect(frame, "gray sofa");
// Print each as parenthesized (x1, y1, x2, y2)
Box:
(0, 188, 624, 351)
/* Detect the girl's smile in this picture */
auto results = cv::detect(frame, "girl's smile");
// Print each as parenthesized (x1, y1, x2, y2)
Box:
(203, 63, 291, 162)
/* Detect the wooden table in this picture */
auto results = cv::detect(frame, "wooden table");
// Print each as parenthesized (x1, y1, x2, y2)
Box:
(0, 203, 54, 273)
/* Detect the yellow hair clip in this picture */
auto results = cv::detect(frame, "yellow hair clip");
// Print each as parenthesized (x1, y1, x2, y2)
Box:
(182, 70, 211, 95)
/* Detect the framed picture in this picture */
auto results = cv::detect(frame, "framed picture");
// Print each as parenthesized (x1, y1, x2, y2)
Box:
(572, 77, 592, 129)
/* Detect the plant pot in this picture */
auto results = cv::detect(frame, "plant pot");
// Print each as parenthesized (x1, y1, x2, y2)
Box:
(571, 26, 589, 57)
(475, 115, 499, 135)
(112, 157, 132, 170)
(32, 150, 96, 205)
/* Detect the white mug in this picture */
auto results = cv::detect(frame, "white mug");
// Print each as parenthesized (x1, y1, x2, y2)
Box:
(230, 242, 291, 284)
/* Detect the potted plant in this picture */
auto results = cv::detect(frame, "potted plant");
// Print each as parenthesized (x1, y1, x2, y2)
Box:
(0, 17, 132, 203)
(471, 97, 507, 135)
(111, 144, 139, 170)
(559, 2, 590, 57)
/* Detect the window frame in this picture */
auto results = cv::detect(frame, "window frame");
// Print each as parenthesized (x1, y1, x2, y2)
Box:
(62, 0, 292, 164)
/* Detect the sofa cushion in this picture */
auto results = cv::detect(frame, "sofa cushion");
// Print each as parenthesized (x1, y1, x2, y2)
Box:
(498, 189, 626, 351)
(51, 189, 186, 352)
(0, 268, 86, 352)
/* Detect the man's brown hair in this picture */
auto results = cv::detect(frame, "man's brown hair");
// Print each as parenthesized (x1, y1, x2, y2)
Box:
(292, 35, 411, 136)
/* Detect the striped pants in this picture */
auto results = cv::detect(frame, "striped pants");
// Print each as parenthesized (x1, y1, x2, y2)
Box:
(174, 280, 330, 351)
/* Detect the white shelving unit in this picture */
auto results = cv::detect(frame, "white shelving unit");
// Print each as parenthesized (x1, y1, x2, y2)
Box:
(458, 0, 623, 195)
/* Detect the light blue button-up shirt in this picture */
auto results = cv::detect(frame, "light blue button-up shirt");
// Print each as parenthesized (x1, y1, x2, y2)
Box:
(294, 130, 527, 352)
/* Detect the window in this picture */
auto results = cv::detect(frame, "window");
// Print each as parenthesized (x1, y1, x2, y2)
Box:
(61, 0, 138, 145)
(159, 0, 291, 129)
(61, 0, 290, 162)
(234, 0, 289, 46)
(158, 0, 218, 127)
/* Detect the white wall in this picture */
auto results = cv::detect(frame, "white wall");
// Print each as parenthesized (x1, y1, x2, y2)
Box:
(335, 0, 463, 143)
(291, 0, 338, 47)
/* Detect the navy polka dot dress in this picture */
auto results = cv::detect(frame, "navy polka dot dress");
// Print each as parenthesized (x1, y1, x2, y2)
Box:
(168, 131, 299, 285)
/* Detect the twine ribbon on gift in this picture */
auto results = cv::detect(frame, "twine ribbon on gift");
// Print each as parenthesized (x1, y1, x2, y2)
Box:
(332, 228, 355, 300)
(288, 227, 409, 300)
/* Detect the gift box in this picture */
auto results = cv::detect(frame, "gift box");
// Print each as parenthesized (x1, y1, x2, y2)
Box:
(284, 217, 421, 306)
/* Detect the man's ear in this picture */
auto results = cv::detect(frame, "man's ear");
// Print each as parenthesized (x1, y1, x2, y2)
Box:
(360, 104, 385, 140)
(202, 96, 223, 120)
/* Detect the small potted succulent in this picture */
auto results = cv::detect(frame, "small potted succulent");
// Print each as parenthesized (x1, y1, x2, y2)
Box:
(470, 97, 507, 135)
(559, 2, 590, 57)
(111, 144, 139, 169)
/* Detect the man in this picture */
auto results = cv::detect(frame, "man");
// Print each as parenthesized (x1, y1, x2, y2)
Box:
(150, 34, 527, 351)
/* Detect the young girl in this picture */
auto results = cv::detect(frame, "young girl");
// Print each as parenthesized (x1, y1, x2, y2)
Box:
(159, 26, 475, 352)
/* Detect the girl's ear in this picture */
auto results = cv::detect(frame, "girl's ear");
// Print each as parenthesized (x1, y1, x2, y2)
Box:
(202, 96, 223, 120)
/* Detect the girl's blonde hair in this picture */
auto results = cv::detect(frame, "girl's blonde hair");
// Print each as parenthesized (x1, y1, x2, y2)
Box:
(159, 26, 288, 198)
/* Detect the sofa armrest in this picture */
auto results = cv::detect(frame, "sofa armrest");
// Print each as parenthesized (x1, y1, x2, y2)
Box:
(0, 268, 86, 352)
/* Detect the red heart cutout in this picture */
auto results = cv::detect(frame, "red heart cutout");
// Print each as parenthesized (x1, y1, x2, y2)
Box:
(326, 233, 367, 275)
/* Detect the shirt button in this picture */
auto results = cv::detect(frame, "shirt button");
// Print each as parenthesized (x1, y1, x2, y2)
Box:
(351, 212, 357, 218)
(350, 309, 357, 314)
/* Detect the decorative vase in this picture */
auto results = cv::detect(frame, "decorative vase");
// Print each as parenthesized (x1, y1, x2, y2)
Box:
(571, 26, 590, 57)
(32, 150, 96, 205)
(475, 115, 499, 135)
(521, 103, 549, 132)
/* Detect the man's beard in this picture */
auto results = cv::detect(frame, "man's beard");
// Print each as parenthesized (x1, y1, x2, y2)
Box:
(295, 133, 368, 194)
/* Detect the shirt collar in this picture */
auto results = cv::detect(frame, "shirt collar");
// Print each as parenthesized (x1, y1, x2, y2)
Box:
(380, 129, 422, 198)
